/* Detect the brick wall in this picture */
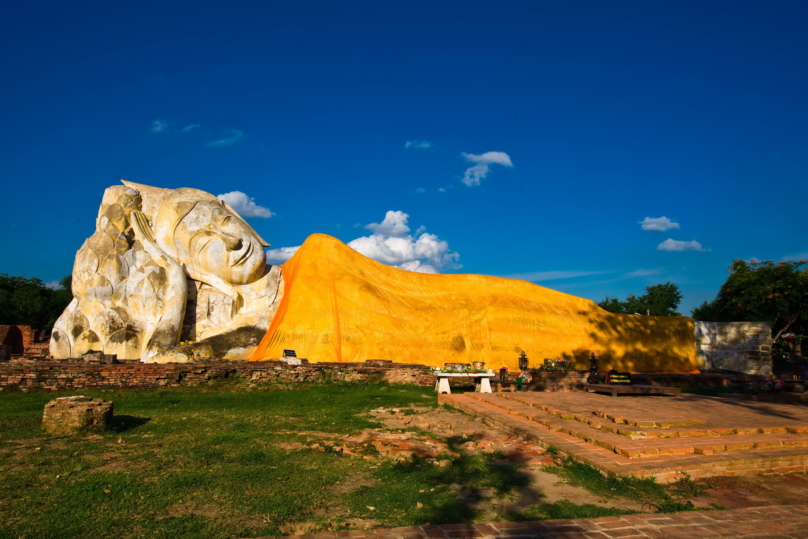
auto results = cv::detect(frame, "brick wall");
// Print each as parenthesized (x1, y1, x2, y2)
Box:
(0, 359, 437, 393)
(0, 325, 49, 358)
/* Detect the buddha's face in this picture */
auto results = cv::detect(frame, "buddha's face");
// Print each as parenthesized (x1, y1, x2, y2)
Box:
(172, 201, 267, 285)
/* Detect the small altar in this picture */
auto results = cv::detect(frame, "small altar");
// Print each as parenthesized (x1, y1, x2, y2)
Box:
(433, 372, 496, 394)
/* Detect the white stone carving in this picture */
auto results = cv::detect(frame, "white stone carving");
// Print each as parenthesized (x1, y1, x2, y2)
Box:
(50, 181, 283, 362)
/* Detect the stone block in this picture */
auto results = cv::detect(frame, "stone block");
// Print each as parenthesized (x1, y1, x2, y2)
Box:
(42, 396, 113, 435)
(81, 351, 118, 364)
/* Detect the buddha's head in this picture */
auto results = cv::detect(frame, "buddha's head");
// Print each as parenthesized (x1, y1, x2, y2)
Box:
(124, 181, 270, 285)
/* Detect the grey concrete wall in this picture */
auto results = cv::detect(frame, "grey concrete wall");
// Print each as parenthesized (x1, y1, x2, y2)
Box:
(694, 321, 772, 375)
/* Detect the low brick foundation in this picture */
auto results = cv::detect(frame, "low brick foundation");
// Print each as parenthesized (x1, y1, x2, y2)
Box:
(0, 360, 765, 394)
(0, 359, 437, 393)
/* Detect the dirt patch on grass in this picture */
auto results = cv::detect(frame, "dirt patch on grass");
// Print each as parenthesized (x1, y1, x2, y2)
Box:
(370, 406, 550, 465)
(162, 502, 223, 519)
(278, 441, 308, 451)
(277, 521, 319, 535)
(340, 518, 381, 530)
(448, 467, 646, 521)
(94, 457, 149, 473)
(326, 474, 379, 495)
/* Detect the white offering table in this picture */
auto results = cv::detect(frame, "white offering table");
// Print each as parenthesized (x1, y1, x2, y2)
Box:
(433, 372, 496, 394)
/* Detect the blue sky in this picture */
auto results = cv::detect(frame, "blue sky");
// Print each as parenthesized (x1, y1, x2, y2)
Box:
(2, 0, 806, 314)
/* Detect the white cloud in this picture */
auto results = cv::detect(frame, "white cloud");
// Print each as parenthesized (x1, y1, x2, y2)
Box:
(347, 211, 460, 273)
(500, 270, 610, 282)
(461, 151, 513, 186)
(45, 280, 62, 290)
(640, 216, 680, 231)
(364, 210, 411, 237)
(657, 239, 710, 252)
(627, 267, 664, 277)
(405, 140, 434, 150)
(265, 211, 460, 273)
(217, 191, 275, 218)
(151, 119, 168, 133)
(207, 129, 245, 147)
(266, 246, 300, 264)
(414, 187, 426, 194)
(181, 123, 200, 132)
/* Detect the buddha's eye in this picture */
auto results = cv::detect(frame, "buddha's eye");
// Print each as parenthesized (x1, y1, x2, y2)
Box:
(213, 209, 232, 228)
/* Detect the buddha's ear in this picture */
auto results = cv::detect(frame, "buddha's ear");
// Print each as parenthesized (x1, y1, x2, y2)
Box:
(220, 199, 271, 248)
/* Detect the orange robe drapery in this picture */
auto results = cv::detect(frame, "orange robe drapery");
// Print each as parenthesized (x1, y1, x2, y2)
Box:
(250, 234, 697, 373)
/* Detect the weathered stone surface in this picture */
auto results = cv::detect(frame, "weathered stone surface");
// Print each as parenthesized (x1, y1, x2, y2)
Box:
(50, 181, 284, 363)
(42, 396, 113, 435)
(695, 321, 773, 375)
(80, 350, 118, 364)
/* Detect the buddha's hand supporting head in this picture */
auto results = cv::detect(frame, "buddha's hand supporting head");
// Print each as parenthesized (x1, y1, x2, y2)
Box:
(152, 189, 271, 285)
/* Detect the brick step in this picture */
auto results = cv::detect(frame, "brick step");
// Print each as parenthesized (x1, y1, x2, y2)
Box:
(440, 393, 619, 467)
(501, 393, 705, 438)
(465, 393, 675, 459)
(465, 393, 808, 459)
(501, 393, 808, 439)
(444, 394, 808, 482)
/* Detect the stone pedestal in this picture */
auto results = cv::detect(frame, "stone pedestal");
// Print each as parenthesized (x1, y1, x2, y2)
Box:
(42, 396, 113, 435)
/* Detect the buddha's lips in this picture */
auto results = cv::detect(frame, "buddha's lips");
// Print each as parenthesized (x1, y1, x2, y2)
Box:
(232, 241, 253, 267)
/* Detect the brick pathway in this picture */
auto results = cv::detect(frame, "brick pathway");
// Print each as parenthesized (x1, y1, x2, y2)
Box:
(256, 504, 808, 538)
(442, 392, 808, 481)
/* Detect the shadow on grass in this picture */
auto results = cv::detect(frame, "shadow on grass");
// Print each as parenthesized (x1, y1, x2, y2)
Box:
(108, 415, 151, 433)
(545, 457, 703, 513)
(386, 450, 538, 524)
(520, 499, 632, 520)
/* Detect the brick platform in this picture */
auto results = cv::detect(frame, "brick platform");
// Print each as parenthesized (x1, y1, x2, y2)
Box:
(253, 504, 808, 538)
(442, 392, 808, 482)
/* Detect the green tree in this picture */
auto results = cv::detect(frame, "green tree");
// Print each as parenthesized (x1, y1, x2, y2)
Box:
(0, 274, 74, 331)
(691, 259, 808, 341)
(642, 282, 683, 316)
(597, 282, 683, 316)
(597, 296, 625, 314)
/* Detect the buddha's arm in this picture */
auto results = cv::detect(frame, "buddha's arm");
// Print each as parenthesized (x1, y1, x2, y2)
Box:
(131, 210, 188, 361)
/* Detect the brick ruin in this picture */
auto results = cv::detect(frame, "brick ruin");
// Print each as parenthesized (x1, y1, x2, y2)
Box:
(41, 395, 114, 435)
(0, 325, 50, 361)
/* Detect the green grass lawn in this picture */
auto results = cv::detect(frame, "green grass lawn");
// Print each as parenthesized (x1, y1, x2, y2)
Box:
(0, 384, 721, 538)
(0, 384, 537, 539)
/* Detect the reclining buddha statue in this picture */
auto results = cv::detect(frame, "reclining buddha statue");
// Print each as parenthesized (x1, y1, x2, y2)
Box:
(52, 181, 698, 371)
(50, 181, 283, 363)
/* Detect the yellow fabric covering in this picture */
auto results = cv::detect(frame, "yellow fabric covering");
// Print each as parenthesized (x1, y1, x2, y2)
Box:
(251, 234, 698, 372)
